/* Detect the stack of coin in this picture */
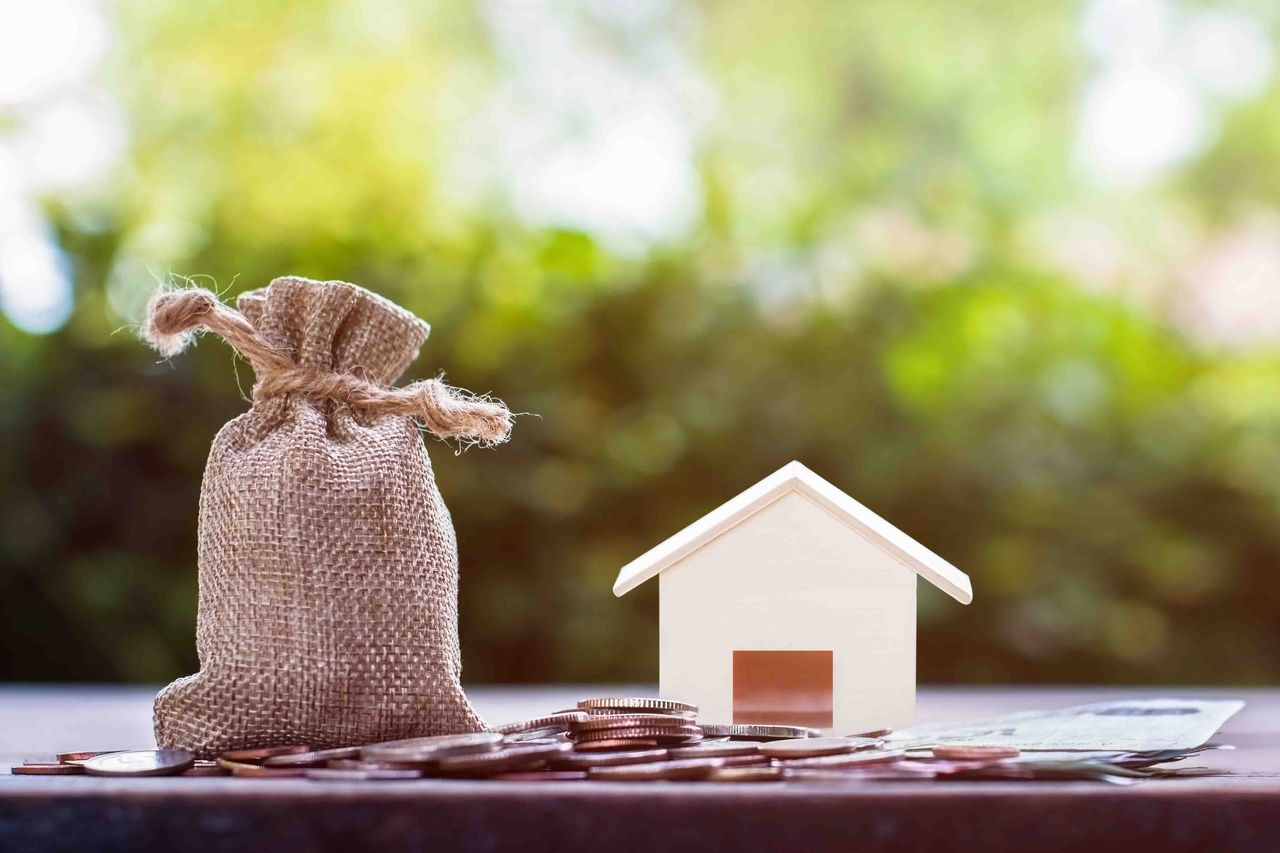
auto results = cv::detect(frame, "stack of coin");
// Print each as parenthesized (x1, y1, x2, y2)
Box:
(567, 698, 702, 751)
(698, 723, 822, 741)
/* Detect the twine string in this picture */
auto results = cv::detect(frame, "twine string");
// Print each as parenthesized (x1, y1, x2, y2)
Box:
(142, 286, 512, 445)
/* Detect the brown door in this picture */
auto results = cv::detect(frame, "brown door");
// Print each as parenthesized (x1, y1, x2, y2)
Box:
(732, 650, 833, 728)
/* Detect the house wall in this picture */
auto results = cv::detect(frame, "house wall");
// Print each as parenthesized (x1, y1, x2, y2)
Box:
(659, 489, 916, 735)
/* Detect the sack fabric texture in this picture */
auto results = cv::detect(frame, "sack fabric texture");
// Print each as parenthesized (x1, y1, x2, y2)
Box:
(141, 276, 511, 757)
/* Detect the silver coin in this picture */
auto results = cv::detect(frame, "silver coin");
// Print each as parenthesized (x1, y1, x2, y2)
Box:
(362, 732, 504, 762)
(761, 737, 883, 758)
(778, 748, 907, 769)
(305, 768, 421, 781)
(668, 742, 762, 759)
(578, 698, 698, 714)
(83, 749, 195, 777)
(698, 723, 819, 740)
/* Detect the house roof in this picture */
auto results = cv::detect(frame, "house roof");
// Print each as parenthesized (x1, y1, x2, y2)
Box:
(612, 461, 973, 604)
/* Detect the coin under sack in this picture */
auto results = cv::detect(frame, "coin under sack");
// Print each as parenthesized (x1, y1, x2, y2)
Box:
(141, 277, 512, 757)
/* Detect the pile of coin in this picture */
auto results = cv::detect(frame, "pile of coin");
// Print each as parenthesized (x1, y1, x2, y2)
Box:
(11, 697, 926, 783)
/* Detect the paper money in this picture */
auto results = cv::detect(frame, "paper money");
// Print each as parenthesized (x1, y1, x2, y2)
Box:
(887, 698, 1244, 751)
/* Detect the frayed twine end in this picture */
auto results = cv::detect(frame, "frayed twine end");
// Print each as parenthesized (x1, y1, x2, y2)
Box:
(142, 287, 222, 358)
(416, 379, 514, 447)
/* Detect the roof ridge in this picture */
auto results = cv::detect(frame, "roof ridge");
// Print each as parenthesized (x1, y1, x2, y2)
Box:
(611, 461, 973, 604)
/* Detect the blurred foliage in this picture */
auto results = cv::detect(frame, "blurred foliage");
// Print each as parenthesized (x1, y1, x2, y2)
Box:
(2, 0, 1279, 685)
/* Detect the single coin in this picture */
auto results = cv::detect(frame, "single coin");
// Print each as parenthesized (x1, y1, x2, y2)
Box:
(705, 765, 785, 782)
(83, 750, 195, 777)
(580, 707, 699, 721)
(550, 748, 670, 769)
(363, 732, 504, 763)
(496, 712, 588, 735)
(849, 728, 893, 738)
(219, 745, 312, 763)
(57, 751, 121, 764)
(779, 748, 906, 769)
(572, 738, 663, 752)
(699, 724, 819, 740)
(305, 768, 421, 781)
(931, 745, 1021, 761)
(491, 771, 588, 781)
(12, 763, 84, 775)
(326, 759, 426, 771)
(504, 727, 570, 742)
(762, 737, 881, 759)
(576, 714, 691, 732)
(578, 698, 698, 715)
(718, 754, 771, 768)
(574, 726, 702, 744)
(262, 746, 361, 767)
(181, 764, 229, 777)
(223, 760, 309, 778)
(216, 757, 306, 776)
(436, 742, 572, 776)
(588, 757, 725, 781)
(668, 742, 761, 759)
(504, 728, 574, 744)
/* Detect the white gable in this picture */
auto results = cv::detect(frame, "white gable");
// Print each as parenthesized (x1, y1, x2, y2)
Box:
(612, 461, 973, 604)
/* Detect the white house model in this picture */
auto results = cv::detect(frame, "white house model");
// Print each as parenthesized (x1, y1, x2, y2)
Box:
(612, 461, 973, 734)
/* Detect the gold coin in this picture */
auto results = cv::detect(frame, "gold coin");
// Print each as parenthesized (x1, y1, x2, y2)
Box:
(83, 750, 195, 777)
(572, 738, 663, 752)
(435, 742, 572, 776)
(931, 746, 1020, 761)
(262, 746, 362, 767)
(12, 763, 84, 775)
(220, 745, 312, 763)
(57, 751, 121, 764)
(363, 732, 504, 763)
(574, 726, 702, 743)
(578, 698, 698, 714)
(217, 758, 309, 778)
(550, 748, 670, 769)
(305, 768, 421, 781)
(576, 714, 691, 732)
(705, 765, 784, 782)
(496, 712, 588, 735)
(587, 757, 725, 781)
(718, 754, 771, 767)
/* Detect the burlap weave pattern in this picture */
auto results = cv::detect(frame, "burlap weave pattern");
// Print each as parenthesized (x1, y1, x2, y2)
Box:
(148, 277, 498, 756)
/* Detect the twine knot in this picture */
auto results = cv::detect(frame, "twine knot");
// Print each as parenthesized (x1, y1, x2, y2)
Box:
(142, 286, 513, 446)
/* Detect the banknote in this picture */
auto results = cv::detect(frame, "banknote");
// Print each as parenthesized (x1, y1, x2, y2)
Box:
(886, 698, 1245, 751)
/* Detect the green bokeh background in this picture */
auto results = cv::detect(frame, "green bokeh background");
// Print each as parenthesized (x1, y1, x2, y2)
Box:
(2, 0, 1279, 685)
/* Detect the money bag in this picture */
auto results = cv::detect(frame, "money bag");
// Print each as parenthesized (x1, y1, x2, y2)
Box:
(141, 277, 511, 756)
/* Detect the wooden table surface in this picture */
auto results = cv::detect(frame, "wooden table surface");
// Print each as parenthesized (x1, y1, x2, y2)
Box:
(1, 684, 1276, 852)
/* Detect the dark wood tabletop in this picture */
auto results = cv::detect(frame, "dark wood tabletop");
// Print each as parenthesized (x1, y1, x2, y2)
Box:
(1, 684, 1276, 852)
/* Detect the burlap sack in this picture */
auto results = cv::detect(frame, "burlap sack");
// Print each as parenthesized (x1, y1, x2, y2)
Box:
(141, 277, 511, 756)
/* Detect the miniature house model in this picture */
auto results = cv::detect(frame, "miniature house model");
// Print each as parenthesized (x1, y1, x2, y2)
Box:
(613, 461, 972, 734)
